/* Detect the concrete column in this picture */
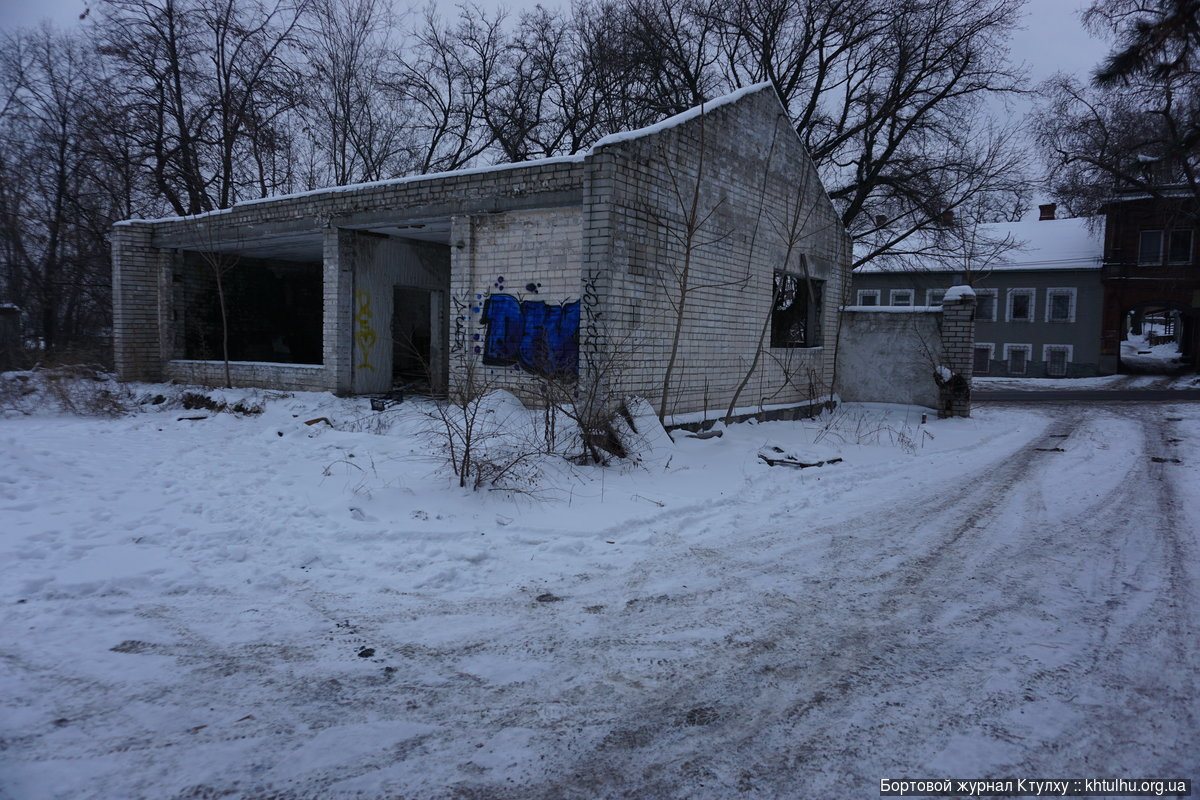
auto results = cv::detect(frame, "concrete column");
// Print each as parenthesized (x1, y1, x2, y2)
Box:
(112, 222, 169, 382)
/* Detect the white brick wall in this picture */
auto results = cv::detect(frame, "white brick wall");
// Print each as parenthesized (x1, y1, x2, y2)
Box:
(449, 208, 583, 399)
(584, 89, 850, 418)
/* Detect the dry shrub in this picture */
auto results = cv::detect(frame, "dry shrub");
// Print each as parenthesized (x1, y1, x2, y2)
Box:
(178, 391, 264, 416)
(0, 366, 132, 416)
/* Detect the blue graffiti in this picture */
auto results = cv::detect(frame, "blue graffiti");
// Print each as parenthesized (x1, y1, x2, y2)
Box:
(481, 294, 580, 379)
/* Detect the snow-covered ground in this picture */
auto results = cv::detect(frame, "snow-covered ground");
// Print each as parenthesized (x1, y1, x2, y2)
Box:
(1121, 331, 1185, 373)
(975, 374, 1132, 391)
(975, 373, 1199, 391)
(1, 382, 1197, 798)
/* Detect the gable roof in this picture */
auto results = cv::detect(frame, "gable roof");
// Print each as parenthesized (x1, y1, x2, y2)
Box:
(590, 83, 774, 150)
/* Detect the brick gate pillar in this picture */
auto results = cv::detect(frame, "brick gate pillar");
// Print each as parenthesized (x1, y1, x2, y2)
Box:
(939, 286, 976, 418)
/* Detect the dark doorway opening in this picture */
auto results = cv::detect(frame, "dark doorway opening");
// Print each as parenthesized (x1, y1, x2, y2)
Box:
(392, 286, 432, 388)
(1119, 303, 1190, 375)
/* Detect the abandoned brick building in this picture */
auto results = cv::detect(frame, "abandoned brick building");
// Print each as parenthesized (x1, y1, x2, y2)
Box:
(112, 84, 850, 419)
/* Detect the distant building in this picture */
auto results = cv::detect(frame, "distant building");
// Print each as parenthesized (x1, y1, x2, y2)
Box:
(851, 206, 1105, 377)
(1098, 186, 1198, 373)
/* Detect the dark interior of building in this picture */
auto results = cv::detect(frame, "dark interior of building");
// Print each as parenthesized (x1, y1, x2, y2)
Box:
(175, 253, 323, 365)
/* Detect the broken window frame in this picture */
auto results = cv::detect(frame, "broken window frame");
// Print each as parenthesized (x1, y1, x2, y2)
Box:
(770, 270, 823, 349)
(174, 253, 324, 366)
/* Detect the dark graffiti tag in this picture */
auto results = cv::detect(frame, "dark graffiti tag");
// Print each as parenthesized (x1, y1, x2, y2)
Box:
(480, 294, 581, 379)
(580, 266, 603, 374)
(450, 292, 468, 354)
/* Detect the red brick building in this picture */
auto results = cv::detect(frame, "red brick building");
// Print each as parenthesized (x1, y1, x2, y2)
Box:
(1099, 187, 1199, 373)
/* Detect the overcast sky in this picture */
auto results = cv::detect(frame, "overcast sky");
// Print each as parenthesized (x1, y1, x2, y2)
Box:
(1, 0, 1108, 208)
(0, 0, 1108, 92)
(0, 0, 1110, 73)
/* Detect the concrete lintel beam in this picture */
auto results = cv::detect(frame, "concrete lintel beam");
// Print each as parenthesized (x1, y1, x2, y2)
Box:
(331, 190, 583, 230)
(152, 217, 325, 251)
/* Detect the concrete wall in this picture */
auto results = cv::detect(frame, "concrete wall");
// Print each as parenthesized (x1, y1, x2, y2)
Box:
(112, 223, 173, 382)
(850, 268, 1104, 376)
(836, 293, 976, 416)
(836, 309, 944, 408)
(584, 87, 851, 419)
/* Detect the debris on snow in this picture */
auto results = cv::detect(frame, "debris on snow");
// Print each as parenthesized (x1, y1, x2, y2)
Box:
(756, 445, 844, 468)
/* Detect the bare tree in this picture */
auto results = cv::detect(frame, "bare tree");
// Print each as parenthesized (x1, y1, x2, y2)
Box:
(615, 0, 1030, 263)
(0, 26, 119, 358)
(394, 5, 495, 174)
(722, 156, 825, 423)
(191, 230, 239, 388)
(1088, 0, 1200, 86)
(1036, 0, 1199, 214)
(302, 0, 412, 185)
(96, 0, 308, 215)
(651, 108, 744, 422)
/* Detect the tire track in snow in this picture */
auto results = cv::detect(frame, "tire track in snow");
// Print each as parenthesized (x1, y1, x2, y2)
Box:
(492, 410, 1077, 797)
(512, 405, 1196, 798)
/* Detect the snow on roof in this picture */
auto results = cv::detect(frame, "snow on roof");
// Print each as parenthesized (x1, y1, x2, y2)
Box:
(1105, 187, 1196, 202)
(855, 216, 1104, 274)
(115, 154, 587, 227)
(590, 82, 774, 149)
(116, 84, 776, 228)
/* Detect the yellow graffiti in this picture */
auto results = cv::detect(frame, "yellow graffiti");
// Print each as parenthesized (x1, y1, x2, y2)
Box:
(354, 289, 377, 371)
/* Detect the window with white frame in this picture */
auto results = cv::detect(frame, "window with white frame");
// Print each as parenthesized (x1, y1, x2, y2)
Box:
(1004, 343, 1031, 375)
(973, 343, 994, 375)
(1045, 287, 1077, 323)
(856, 289, 880, 306)
(975, 288, 998, 322)
(926, 288, 946, 306)
(1139, 230, 1163, 265)
(1043, 344, 1072, 377)
(890, 289, 914, 306)
(1007, 288, 1035, 322)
